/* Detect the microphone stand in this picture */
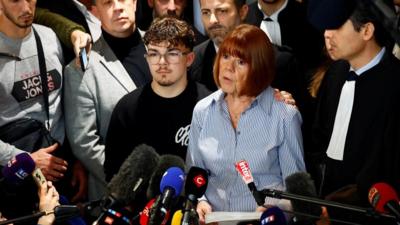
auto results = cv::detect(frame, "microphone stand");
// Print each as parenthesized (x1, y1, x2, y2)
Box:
(260, 189, 396, 220)
(0, 211, 47, 225)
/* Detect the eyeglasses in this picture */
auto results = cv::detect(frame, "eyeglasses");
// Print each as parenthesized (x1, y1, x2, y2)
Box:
(144, 51, 190, 65)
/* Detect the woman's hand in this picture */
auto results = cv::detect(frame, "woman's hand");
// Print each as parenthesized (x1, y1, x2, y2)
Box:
(37, 181, 60, 225)
(196, 200, 213, 225)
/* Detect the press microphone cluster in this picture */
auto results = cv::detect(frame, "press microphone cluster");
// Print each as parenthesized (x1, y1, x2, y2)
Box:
(235, 160, 398, 224)
(141, 163, 209, 225)
(97, 143, 208, 225)
(95, 144, 160, 225)
(148, 167, 185, 225)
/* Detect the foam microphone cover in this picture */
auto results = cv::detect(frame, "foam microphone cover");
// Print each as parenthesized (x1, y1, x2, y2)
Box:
(368, 182, 400, 213)
(108, 144, 160, 205)
(147, 154, 185, 199)
(2, 152, 36, 184)
(260, 206, 287, 225)
(171, 210, 183, 225)
(285, 172, 322, 221)
(185, 167, 208, 199)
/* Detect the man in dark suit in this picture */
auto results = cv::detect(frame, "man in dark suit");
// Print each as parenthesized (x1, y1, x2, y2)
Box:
(245, 0, 323, 71)
(63, 0, 151, 201)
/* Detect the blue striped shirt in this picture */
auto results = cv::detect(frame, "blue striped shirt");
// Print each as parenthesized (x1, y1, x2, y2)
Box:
(186, 87, 306, 212)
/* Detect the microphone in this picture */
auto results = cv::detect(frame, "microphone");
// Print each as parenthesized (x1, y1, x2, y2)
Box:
(171, 210, 183, 225)
(139, 198, 157, 225)
(2, 152, 47, 188)
(0, 152, 40, 220)
(235, 159, 265, 206)
(285, 172, 322, 223)
(2, 152, 36, 185)
(96, 144, 160, 224)
(107, 144, 160, 206)
(260, 206, 287, 225)
(368, 182, 400, 221)
(182, 167, 208, 225)
(147, 154, 186, 200)
(258, 188, 397, 222)
(149, 167, 185, 225)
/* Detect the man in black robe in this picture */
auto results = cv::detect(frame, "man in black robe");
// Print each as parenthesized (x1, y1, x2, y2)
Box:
(309, 0, 400, 214)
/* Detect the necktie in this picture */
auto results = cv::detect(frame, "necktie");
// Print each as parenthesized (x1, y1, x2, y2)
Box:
(263, 17, 273, 22)
(326, 71, 358, 161)
(346, 71, 358, 81)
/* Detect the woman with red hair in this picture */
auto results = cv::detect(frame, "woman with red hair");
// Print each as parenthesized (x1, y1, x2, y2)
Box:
(186, 24, 306, 223)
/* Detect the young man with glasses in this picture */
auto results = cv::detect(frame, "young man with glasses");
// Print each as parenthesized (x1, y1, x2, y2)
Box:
(103, 17, 210, 181)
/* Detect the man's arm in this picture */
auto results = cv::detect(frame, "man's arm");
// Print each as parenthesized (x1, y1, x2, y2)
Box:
(34, 8, 85, 49)
(34, 8, 92, 61)
(0, 140, 26, 166)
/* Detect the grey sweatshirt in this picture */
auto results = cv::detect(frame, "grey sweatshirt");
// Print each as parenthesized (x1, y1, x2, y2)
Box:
(0, 24, 64, 165)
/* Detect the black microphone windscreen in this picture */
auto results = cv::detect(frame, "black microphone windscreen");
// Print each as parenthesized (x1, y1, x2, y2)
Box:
(185, 167, 208, 199)
(285, 172, 322, 222)
(108, 144, 160, 205)
(147, 154, 185, 199)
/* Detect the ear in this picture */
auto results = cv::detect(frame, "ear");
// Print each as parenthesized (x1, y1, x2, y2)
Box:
(90, 5, 100, 19)
(239, 4, 249, 21)
(186, 51, 195, 67)
(133, 0, 137, 13)
(362, 22, 375, 41)
(147, 0, 154, 8)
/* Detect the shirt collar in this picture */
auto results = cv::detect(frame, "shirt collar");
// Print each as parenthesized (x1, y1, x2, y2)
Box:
(258, 0, 288, 21)
(351, 47, 386, 75)
(210, 87, 274, 115)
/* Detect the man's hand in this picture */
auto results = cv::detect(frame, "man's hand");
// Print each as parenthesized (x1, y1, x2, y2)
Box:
(274, 89, 297, 107)
(196, 200, 213, 225)
(316, 206, 331, 225)
(70, 160, 88, 203)
(70, 30, 92, 68)
(37, 181, 60, 225)
(30, 143, 68, 181)
(255, 204, 272, 212)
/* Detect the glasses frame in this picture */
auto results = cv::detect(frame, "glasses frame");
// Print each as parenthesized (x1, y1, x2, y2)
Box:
(144, 50, 190, 65)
